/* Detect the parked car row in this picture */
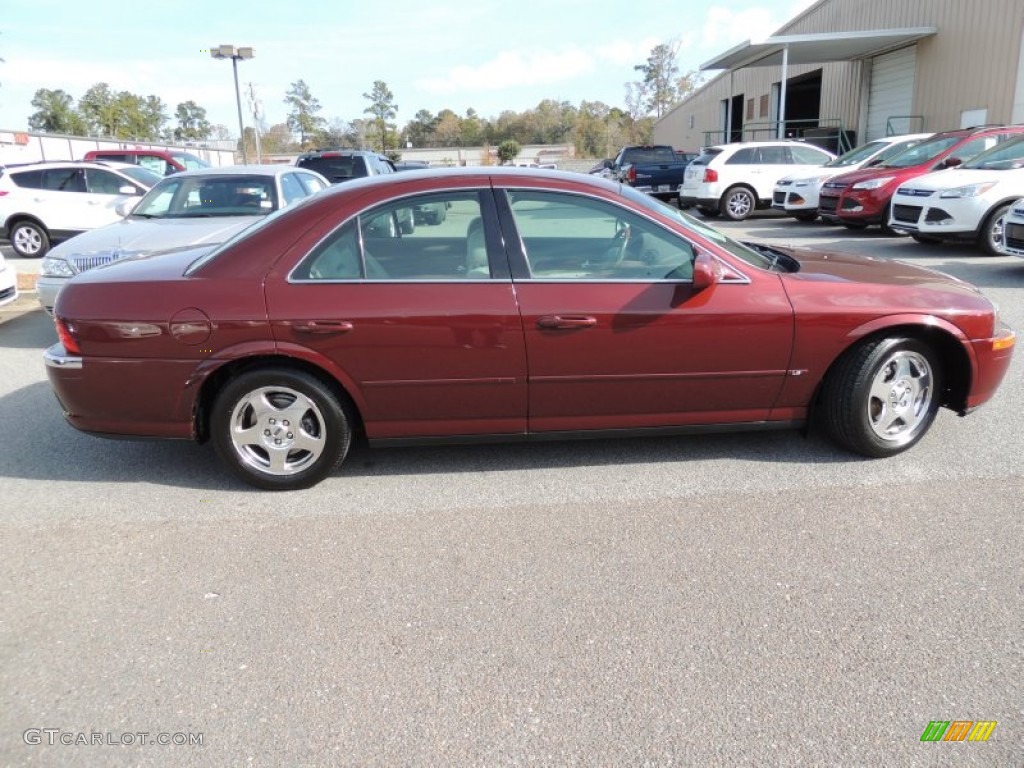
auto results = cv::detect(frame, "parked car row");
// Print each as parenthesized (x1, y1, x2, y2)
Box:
(764, 124, 1024, 256)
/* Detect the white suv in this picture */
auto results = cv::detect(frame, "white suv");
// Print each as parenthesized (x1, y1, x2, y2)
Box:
(0, 161, 160, 258)
(888, 134, 1024, 254)
(678, 140, 835, 221)
(772, 134, 932, 221)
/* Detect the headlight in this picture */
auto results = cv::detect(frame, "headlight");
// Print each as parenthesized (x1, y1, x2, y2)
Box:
(40, 257, 75, 278)
(851, 176, 895, 191)
(939, 182, 998, 199)
(794, 176, 828, 187)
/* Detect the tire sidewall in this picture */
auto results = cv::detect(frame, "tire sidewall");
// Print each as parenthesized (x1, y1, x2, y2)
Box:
(11, 220, 49, 258)
(211, 368, 351, 490)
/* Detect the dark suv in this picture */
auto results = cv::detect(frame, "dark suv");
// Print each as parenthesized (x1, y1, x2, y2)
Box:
(295, 149, 414, 232)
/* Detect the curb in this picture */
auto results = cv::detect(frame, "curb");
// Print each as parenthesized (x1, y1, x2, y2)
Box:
(0, 291, 43, 326)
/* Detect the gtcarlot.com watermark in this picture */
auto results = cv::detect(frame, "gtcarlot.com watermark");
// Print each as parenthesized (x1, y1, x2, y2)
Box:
(24, 728, 203, 747)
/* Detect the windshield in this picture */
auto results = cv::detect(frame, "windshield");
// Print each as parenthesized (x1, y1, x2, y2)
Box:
(876, 135, 961, 168)
(618, 184, 780, 271)
(825, 140, 892, 168)
(132, 175, 277, 218)
(170, 152, 210, 171)
(120, 166, 163, 188)
(962, 136, 1024, 170)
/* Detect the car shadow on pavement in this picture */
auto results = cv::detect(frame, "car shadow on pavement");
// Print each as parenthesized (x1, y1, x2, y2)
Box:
(0, 305, 54, 349)
(0, 379, 867, 489)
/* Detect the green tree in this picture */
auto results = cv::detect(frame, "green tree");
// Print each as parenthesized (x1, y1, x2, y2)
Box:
(28, 89, 86, 134)
(285, 79, 326, 148)
(78, 83, 119, 136)
(497, 139, 520, 165)
(404, 109, 437, 147)
(434, 109, 462, 147)
(635, 42, 681, 119)
(174, 100, 211, 141)
(362, 80, 397, 152)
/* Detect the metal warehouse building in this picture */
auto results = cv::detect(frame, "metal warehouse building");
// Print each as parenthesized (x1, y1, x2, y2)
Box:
(653, 0, 1024, 152)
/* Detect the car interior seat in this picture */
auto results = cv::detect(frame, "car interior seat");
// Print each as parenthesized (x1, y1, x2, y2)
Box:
(465, 217, 489, 277)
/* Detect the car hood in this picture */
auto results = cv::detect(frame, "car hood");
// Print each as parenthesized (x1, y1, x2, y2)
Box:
(782, 245, 983, 296)
(895, 168, 1004, 192)
(47, 216, 262, 261)
(827, 164, 928, 186)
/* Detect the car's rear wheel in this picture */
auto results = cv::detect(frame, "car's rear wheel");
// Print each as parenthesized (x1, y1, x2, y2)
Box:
(211, 368, 352, 490)
(720, 186, 756, 221)
(819, 337, 941, 458)
(976, 202, 1010, 255)
(10, 219, 50, 258)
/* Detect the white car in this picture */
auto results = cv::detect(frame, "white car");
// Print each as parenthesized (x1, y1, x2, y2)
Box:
(999, 197, 1024, 257)
(0, 161, 161, 258)
(888, 134, 1024, 254)
(37, 165, 329, 313)
(678, 140, 835, 221)
(0, 249, 17, 307)
(772, 133, 932, 221)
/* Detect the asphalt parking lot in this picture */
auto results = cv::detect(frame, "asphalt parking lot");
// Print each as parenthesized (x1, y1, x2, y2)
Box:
(1, 216, 1022, 766)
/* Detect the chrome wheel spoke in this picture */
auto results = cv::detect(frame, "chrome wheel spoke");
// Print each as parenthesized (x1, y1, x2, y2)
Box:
(228, 385, 328, 477)
(266, 446, 291, 474)
(292, 430, 324, 454)
(867, 349, 935, 443)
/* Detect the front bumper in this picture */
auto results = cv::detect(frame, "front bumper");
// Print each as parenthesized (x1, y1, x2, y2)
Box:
(889, 194, 988, 238)
(819, 189, 889, 225)
(36, 275, 67, 314)
(966, 326, 1016, 410)
(1002, 214, 1024, 257)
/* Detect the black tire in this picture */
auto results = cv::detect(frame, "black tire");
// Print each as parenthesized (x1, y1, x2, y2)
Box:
(976, 202, 1010, 256)
(793, 212, 818, 222)
(720, 186, 756, 221)
(819, 337, 942, 458)
(9, 219, 50, 258)
(696, 206, 720, 218)
(211, 368, 352, 490)
(911, 233, 942, 245)
(677, 200, 693, 210)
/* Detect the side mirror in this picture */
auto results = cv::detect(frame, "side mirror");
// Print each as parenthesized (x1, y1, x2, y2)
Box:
(943, 156, 963, 168)
(115, 199, 138, 217)
(603, 159, 614, 169)
(119, 185, 138, 195)
(692, 250, 724, 292)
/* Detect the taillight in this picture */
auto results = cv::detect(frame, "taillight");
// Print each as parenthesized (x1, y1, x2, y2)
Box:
(627, 166, 636, 183)
(55, 316, 82, 355)
(703, 168, 718, 183)
(0, 190, 8, 196)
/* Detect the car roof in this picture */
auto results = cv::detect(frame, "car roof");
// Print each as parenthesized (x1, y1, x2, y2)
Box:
(0, 160, 144, 172)
(159, 164, 316, 179)
(706, 140, 832, 151)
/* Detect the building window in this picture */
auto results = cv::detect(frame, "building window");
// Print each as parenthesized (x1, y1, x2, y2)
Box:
(746, 98, 754, 120)
(759, 95, 769, 118)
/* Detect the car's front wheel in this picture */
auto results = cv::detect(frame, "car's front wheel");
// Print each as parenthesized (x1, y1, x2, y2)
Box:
(10, 219, 50, 258)
(977, 203, 1010, 255)
(819, 337, 941, 458)
(720, 186, 756, 221)
(211, 368, 352, 490)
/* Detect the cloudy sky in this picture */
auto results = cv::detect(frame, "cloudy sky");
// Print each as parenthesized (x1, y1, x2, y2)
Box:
(0, 0, 817, 136)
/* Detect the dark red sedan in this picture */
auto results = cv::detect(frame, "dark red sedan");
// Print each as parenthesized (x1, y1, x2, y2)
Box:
(44, 168, 1015, 490)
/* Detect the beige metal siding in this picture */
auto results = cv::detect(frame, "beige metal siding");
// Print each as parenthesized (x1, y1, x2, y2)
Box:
(654, 0, 1024, 149)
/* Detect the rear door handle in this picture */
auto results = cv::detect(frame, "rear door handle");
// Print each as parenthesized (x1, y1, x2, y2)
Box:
(537, 315, 597, 330)
(293, 320, 354, 335)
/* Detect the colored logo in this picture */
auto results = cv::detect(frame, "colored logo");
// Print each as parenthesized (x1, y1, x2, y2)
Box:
(921, 720, 997, 742)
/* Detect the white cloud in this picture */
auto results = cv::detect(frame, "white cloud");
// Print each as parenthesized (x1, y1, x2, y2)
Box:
(415, 48, 595, 95)
(595, 37, 662, 67)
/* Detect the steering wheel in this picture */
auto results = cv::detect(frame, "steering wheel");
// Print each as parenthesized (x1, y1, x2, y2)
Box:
(611, 221, 631, 265)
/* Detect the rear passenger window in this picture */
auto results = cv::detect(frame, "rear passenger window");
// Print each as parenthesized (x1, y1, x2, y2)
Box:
(10, 169, 45, 188)
(43, 168, 85, 192)
(294, 191, 486, 281)
(725, 148, 756, 164)
(757, 146, 789, 164)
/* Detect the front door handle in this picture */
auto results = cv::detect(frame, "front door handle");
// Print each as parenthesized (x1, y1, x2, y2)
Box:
(293, 320, 354, 335)
(537, 315, 597, 330)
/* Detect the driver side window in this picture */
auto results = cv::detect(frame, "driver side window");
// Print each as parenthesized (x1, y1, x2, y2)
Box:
(507, 190, 695, 280)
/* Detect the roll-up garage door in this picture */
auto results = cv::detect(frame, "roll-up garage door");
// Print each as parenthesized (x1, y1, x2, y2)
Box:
(866, 46, 917, 140)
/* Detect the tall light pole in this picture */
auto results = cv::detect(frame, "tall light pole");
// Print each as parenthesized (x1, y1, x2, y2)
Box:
(210, 44, 254, 163)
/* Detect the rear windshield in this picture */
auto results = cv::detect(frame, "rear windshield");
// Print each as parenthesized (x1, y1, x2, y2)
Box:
(621, 147, 676, 164)
(876, 135, 962, 168)
(170, 152, 210, 170)
(297, 156, 367, 182)
(689, 149, 723, 166)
